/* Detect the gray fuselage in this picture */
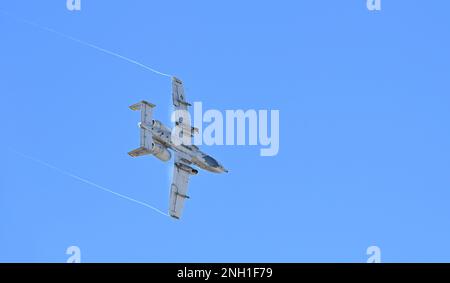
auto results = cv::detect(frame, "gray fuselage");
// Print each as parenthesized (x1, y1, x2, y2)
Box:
(140, 120, 227, 174)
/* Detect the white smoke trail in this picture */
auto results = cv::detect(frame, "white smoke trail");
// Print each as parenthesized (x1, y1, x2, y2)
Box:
(10, 148, 170, 217)
(0, 9, 172, 78)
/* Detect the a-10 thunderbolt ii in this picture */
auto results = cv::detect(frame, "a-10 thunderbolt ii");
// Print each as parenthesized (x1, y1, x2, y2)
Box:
(128, 77, 228, 220)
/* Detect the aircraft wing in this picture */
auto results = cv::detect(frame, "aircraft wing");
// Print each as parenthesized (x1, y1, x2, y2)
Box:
(169, 153, 195, 219)
(172, 77, 191, 111)
(172, 77, 199, 137)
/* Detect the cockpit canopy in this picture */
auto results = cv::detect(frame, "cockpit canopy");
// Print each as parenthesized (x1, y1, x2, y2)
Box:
(203, 155, 220, 168)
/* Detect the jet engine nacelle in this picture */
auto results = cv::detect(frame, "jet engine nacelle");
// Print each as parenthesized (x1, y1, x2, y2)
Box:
(151, 142, 172, 162)
(175, 162, 199, 175)
(152, 120, 171, 134)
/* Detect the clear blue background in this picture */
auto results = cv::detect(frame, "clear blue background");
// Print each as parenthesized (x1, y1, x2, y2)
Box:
(1, 1, 449, 262)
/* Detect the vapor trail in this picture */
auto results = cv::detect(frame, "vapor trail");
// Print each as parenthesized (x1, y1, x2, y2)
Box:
(0, 9, 172, 78)
(10, 149, 169, 217)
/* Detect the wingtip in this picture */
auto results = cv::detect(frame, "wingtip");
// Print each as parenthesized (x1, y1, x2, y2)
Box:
(170, 214, 180, 220)
(172, 76, 183, 84)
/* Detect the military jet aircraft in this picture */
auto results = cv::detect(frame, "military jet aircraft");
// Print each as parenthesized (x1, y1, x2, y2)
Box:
(128, 77, 228, 220)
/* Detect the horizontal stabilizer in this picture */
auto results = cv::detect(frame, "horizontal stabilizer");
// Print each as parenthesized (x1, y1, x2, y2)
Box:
(129, 100, 156, 111)
(128, 146, 152, 157)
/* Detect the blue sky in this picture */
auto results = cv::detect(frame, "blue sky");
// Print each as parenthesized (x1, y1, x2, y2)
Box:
(1, 1, 450, 262)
